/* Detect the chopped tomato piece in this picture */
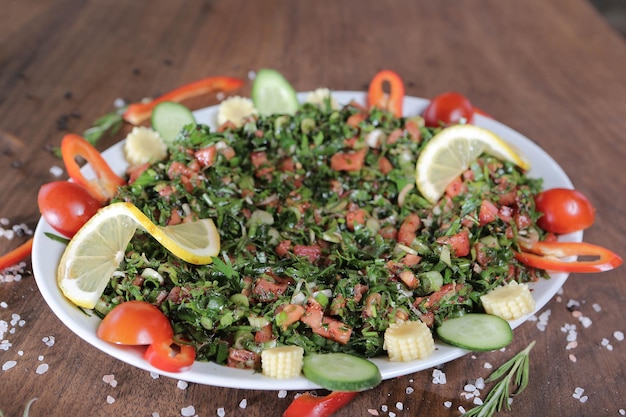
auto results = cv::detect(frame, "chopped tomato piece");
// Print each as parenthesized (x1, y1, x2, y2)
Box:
(330, 148, 367, 171)
(437, 230, 470, 257)
(479, 200, 499, 226)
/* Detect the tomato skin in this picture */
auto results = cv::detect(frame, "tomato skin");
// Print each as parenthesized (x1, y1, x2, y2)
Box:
(38, 181, 102, 237)
(423, 92, 474, 127)
(96, 301, 174, 345)
(144, 339, 196, 372)
(534, 188, 595, 234)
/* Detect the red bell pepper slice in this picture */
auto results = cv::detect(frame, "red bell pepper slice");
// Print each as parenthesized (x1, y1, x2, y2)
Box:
(367, 70, 405, 117)
(514, 241, 623, 273)
(144, 339, 196, 373)
(122, 76, 244, 125)
(283, 391, 358, 417)
(61, 133, 126, 204)
(0, 238, 34, 270)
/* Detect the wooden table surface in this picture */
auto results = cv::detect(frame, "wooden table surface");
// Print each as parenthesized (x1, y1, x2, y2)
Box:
(1, 1, 625, 416)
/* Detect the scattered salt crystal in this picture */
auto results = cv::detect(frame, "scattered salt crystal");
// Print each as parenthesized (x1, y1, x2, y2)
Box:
(103, 374, 115, 383)
(381, 405, 388, 412)
(248, 70, 256, 80)
(177, 380, 188, 390)
(150, 371, 159, 379)
(36, 363, 49, 374)
(18, 350, 23, 356)
(473, 397, 484, 405)
(592, 303, 602, 312)
(475, 378, 485, 390)
(567, 299, 580, 309)
(618, 409, 625, 415)
(573, 387, 584, 399)
(0, 218, 8, 226)
(49, 165, 64, 177)
(277, 390, 287, 398)
(579, 316, 592, 328)
(216, 92, 225, 101)
(483, 362, 492, 369)
(38, 355, 44, 361)
(0, 302, 7, 308)
(2, 360, 17, 370)
(614, 331, 624, 342)
(432, 369, 447, 384)
(508, 397, 513, 406)
(464, 384, 476, 392)
(568, 354, 577, 363)
(238, 399, 247, 409)
(458, 406, 466, 413)
(389, 412, 396, 417)
(601, 338, 610, 346)
(1, 341, 11, 351)
(443, 401, 452, 408)
(152, 413, 160, 417)
(42, 336, 56, 347)
(181, 406, 196, 417)
(396, 402, 404, 410)
(367, 409, 379, 416)
(106, 395, 115, 404)
(461, 392, 475, 400)
(113, 98, 126, 108)
(579, 395, 588, 403)
(566, 341, 578, 350)
(571, 311, 582, 318)
(405, 387, 414, 394)
(216, 407, 225, 417)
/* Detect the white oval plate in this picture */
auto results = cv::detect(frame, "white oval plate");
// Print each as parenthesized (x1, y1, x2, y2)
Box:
(32, 92, 580, 390)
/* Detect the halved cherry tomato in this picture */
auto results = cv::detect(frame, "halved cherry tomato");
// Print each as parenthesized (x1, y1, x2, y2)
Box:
(96, 301, 173, 345)
(423, 92, 474, 127)
(534, 188, 595, 234)
(144, 339, 196, 373)
(367, 70, 405, 117)
(38, 181, 102, 237)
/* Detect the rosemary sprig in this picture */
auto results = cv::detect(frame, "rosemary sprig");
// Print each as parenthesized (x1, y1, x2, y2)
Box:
(463, 341, 536, 417)
(82, 106, 127, 146)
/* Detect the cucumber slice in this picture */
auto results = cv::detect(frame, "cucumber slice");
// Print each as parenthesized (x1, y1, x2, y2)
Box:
(151, 101, 196, 146)
(302, 353, 382, 392)
(252, 69, 299, 116)
(436, 313, 513, 351)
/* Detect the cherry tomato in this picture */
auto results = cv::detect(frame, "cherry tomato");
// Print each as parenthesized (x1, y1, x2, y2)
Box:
(534, 188, 595, 234)
(96, 301, 174, 345)
(423, 92, 474, 127)
(144, 339, 196, 372)
(37, 181, 102, 237)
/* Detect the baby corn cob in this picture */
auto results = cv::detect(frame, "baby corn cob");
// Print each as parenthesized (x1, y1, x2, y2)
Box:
(123, 126, 167, 166)
(261, 345, 304, 379)
(384, 320, 435, 362)
(217, 96, 257, 128)
(480, 280, 536, 320)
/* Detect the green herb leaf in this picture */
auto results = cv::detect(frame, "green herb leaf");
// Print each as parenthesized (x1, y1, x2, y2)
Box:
(82, 107, 126, 145)
(463, 341, 536, 417)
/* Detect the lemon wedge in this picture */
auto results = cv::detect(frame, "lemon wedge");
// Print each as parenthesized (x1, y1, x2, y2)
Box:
(415, 124, 530, 204)
(57, 202, 220, 308)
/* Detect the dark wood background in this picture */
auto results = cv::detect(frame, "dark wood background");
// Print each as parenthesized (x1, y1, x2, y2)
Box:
(1, 1, 625, 416)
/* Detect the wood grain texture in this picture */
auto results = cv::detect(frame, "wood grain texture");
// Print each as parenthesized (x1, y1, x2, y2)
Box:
(1, 0, 625, 416)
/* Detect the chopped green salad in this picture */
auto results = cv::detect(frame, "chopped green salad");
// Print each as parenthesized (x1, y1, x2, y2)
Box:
(99, 100, 545, 368)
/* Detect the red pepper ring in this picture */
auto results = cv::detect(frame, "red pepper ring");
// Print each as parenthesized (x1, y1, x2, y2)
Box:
(514, 241, 623, 273)
(367, 70, 405, 118)
(283, 391, 358, 417)
(122, 76, 245, 125)
(61, 133, 126, 204)
(0, 238, 34, 271)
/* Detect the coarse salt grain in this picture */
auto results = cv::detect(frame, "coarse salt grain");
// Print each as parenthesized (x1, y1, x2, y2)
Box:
(381, 405, 388, 412)
(396, 402, 404, 410)
(566, 341, 578, 350)
(579, 316, 592, 328)
(152, 413, 160, 417)
(2, 360, 17, 370)
(1, 302, 7, 308)
(216, 407, 225, 417)
(239, 399, 247, 409)
(458, 406, 466, 414)
(367, 409, 379, 416)
(443, 401, 452, 408)
(278, 390, 287, 398)
(35, 363, 49, 374)
(473, 397, 484, 406)
(38, 355, 44, 361)
(150, 371, 159, 379)
(42, 336, 55, 347)
(614, 331, 624, 342)
(181, 406, 196, 417)
(618, 409, 625, 415)
(475, 378, 485, 390)
(568, 354, 577, 363)
(573, 387, 584, 399)
(106, 395, 115, 404)
(592, 303, 602, 312)
(177, 380, 188, 390)
(432, 369, 447, 384)
(49, 165, 64, 177)
(483, 362, 492, 369)
(389, 412, 396, 417)
(405, 387, 414, 394)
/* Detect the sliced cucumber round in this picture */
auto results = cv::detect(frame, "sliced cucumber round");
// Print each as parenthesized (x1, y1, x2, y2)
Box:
(252, 69, 299, 116)
(436, 313, 513, 351)
(302, 353, 382, 392)
(151, 101, 196, 146)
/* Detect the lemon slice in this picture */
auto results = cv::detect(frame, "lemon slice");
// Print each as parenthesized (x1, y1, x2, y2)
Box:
(415, 124, 530, 204)
(57, 202, 220, 308)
